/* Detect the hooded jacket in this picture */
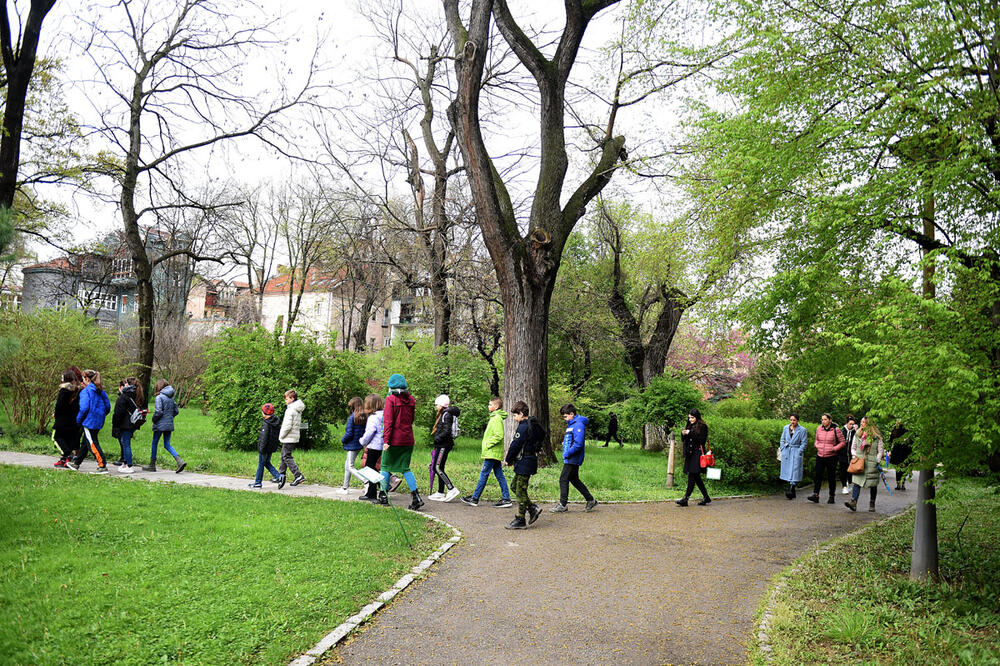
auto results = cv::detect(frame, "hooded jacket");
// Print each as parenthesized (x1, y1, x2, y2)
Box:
(433, 405, 461, 448)
(279, 399, 305, 444)
(112, 385, 142, 438)
(152, 385, 179, 432)
(505, 416, 545, 476)
(341, 412, 365, 451)
(561, 414, 589, 466)
(77, 382, 111, 431)
(54, 382, 80, 431)
(360, 410, 384, 451)
(481, 408, 508, 460)
(258, 414, 281, 454)
(383, 390, 416, 447)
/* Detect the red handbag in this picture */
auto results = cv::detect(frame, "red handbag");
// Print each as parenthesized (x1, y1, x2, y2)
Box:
(700, 442, 715, 468)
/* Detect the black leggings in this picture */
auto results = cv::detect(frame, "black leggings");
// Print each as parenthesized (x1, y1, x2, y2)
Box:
(434, 446, 454, 493)
(684, 471, 709, 500)
(363, 449, 382, 498)
(53, 427, 80, 458)
(812, 455, 838, 496)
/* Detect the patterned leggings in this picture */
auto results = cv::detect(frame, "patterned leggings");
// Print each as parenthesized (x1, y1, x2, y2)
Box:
(513, 473, 532, 518)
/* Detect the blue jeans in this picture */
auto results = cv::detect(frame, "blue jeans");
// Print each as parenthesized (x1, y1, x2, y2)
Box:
(255, 451, 280, 485)
(119, 429, 134, 466)
(150, 430, 179, 463)
(473, 459, 510, 500)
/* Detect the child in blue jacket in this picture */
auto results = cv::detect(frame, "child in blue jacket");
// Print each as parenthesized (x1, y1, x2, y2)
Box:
(550, 403, 597, 513)
(68, 369, 112, 474)
(339, 397, 365, 494)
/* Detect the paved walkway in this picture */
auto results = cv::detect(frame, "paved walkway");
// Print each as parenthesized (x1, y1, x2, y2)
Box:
(2, 452, 917, 665)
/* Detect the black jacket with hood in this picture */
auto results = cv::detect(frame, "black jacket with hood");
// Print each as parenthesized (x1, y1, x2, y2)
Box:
(433, 406, 462, 448)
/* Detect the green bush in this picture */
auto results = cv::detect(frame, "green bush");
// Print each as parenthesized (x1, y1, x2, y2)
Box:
(203, 326, 367, 450)
(697, 416, 819, 486)
(712, 396, 756, 419)
(0, 309, 125, 432)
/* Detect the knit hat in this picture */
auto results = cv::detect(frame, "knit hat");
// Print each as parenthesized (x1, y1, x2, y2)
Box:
(434, 394, 450, 409)
(387, 373, 408, 390)
(261, 403, 275, 416)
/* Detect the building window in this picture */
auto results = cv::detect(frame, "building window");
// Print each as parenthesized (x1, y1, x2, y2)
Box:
(111, 256, 133, 278)
(399, 301, 414, 324)
(78, 285, 117, 311)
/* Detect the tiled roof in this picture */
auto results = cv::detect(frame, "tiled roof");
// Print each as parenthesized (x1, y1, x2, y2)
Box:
(263, 268, 347, 294)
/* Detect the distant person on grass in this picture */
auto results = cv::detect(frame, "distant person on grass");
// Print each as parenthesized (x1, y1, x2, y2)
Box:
(52, 369, 82, 468)
(428, 394, 461, 502)
(357, 393, 385, 502)
(779, 413, 806, 499)
(461, 396, 512, 508)
(249, 403, 281, 488)
(603, 410, 623, 447)
(68, 369, 111, 474)
(807, 413, 846, 505)
(277, 389, 306, 488)
(503, 400, 544, 529)
(551, 403, 597, 513)
(111, 377, 145, 474)
(838, 415, 858, 495)
(379, 374, 424, 510)
(845, 416, 885, 513)
(144, 379, 186, 474)
(675, 408, 711, 507)
(888, 421, 912, 491)
(339, 396, 365, 494)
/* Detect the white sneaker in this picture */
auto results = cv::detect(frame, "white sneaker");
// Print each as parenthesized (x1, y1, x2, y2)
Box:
(427, 492, 446, 501)
(841, 486, 850, 494)
(120, 465, 135, 474)
(336, 487, 350, 495)
(444, 487, 461, 502)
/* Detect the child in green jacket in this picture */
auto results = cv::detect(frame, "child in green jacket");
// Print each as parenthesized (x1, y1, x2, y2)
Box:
(461, 396, 512, 507)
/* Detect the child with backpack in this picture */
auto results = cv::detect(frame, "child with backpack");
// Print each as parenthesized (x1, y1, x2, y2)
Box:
(378, 374, 424, 510)
(461, 396, 512, 508)
(428, 394, 461, 502)
(68, 369, 111, 474)
(111, 377, 145, 474)
(250, 403, 282, 488)
(503, 401, 544, 529)
(52, 369, 82, 468)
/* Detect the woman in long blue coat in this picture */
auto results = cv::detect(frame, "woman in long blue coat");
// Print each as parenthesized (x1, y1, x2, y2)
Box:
(779, 413, 807, 499)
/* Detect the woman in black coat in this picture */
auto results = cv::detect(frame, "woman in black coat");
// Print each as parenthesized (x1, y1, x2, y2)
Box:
(52, 369, 82, 467)
(676, 408, 711, 506)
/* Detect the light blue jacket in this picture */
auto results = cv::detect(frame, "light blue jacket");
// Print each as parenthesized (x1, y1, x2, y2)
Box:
(561, 415, 589, 466)
(779, 423, 808, 483)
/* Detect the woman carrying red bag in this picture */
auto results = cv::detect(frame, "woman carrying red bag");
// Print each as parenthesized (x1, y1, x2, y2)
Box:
(676, 408, 712, 507)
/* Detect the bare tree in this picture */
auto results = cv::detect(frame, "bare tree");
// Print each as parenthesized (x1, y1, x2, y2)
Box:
(78, 0, 323, 399)
(224, 183, 281, 322)
(0, 0, 57, 210)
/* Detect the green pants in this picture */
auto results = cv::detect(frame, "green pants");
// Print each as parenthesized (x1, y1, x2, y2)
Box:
(513, 473, 532, 518)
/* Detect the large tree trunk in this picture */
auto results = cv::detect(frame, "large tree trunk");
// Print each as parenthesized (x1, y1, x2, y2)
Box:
(911, 191, 938, 581)
(0, 0, 57, 209)
(500, 268, 557, 466)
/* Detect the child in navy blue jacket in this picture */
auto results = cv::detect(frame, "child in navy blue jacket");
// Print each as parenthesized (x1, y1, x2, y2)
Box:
(504, 401, 544, 529)
(550, 403, 597, 513)
(250, 403, 282, 488)
(339, 397, 365, 494)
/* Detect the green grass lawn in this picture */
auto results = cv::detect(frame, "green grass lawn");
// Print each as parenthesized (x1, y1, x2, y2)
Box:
(0, 465, 450, 665)
(753, 476, 1000, 665)
(0, 405, 766, 502)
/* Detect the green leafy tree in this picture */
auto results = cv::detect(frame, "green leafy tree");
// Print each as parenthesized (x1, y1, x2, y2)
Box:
(685, 0, 1000, 580)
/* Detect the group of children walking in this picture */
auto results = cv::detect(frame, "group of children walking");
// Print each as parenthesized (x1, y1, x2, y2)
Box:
(250, 389, 307, 489)
(306, 374, 598, 529)
(52, 366, 186, 475)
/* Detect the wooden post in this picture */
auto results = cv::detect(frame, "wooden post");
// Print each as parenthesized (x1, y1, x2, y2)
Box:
(666, 428, 676, 488)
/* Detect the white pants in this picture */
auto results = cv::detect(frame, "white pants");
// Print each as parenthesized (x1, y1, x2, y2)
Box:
(343, 449, 362, 488)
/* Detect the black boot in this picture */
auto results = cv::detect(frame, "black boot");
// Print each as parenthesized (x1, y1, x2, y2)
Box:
(675, 497, 689, 507)
(375, 491, 389, 505)
(408, 490, 425, 510)
(790, 484, 796, 499)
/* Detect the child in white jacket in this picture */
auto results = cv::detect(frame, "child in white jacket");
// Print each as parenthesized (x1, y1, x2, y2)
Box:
(357, 393, 384, 501)
(278, 389, 306, 487)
